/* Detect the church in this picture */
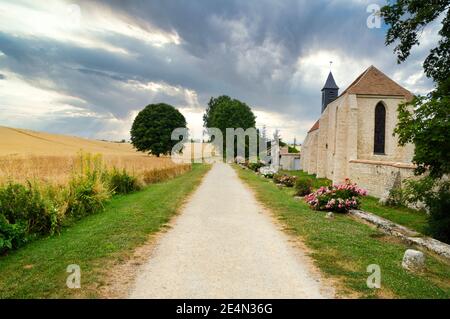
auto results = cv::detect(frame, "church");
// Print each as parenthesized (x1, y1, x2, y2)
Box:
(300, 65, 416, 198)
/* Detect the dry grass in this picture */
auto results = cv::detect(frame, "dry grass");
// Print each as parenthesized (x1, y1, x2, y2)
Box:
(0, 126, 192, 185)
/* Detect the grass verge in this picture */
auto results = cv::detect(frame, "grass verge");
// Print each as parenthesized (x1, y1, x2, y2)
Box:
(236, 166, 450, 298)
(361, 196, 428, 235)
(281, 170, 429, 235)
(0, 164, 210, 298)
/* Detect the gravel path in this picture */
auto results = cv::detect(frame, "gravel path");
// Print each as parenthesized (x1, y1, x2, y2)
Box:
(129, 163, 334, 298)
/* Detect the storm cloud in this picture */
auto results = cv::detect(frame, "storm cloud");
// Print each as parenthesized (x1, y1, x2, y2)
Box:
(0, 0, 437, 141)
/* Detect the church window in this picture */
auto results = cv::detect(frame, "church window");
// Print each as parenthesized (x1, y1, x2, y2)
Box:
(374, 102, 386, 154)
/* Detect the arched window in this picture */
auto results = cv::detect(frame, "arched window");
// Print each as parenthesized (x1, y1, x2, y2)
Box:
(374, 102, 386, 154)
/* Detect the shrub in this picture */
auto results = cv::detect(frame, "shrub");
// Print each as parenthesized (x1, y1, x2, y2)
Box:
(273, 174, 297, 187)
(402, 177, 450, 243)
(427, 182, 450, 243)
(295, 177, 313, 196)
(305, 178, 367, 213)
(248, 162, 265, 172)
(107, 168, 141, 194)
(259, 166, 276, 178)
(0, 214, 27, 253)
(0, 182, 57, 236)
(65, 153, 110, 219)
(0, 182, 59, 254)
(66, 175, 110, 219)
(384, 187, 405, 206)
(288, 146, 300, 153)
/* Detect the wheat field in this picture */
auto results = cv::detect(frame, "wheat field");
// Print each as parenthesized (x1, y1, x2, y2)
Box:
(0, 126, 195, 184)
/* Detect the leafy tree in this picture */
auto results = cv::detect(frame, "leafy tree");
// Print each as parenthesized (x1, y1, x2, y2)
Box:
(203, 95, 256, 157)
(130, 103, 187, 157)
(382, 0, 450, 242)
(381, 0, 450, 178)
(288, 146, 300, 153)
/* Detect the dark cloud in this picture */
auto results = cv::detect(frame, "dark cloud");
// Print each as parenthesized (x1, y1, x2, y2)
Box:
(0, 0, 435, 140)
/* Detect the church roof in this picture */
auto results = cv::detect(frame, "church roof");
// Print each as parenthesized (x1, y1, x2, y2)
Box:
(308, 120, 320, 133)
(340, 65, 414, 100)
(321, 72, 339, 90)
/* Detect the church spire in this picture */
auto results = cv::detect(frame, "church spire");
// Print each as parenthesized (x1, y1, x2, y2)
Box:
(321, 71, 339, 113)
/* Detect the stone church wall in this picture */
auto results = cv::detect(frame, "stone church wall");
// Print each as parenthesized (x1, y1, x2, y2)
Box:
(348, 160, 415, 198)
(300, 92, 415, 198)
(356, 96, 414, 163)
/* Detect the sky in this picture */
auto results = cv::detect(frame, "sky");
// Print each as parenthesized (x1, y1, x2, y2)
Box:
(0, 0, 440, 143)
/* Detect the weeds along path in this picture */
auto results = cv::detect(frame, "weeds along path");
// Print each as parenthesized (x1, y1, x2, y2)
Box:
(129, 162, 334, 298)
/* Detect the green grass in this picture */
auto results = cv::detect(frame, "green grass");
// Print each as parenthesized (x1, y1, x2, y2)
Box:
(361, 196, 429, 235)
(237, 166, 450, 298)
(280, 170, 331, 189)
(0, 164, 210, 298)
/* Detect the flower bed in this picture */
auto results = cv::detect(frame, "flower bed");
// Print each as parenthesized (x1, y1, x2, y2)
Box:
(304, 178, 367, 213)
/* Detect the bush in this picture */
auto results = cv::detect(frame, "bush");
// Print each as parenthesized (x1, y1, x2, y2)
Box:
(427, 182, 450, 243)
(0, 182, 59, 253)
(402, 177, 450, 243)
(259, 166, 276, 178)
(0, 183, 57, 236)
(295, 177, 313, 196)
(0, 214, 27, 253)
(65, 153, 110, 219)
(273, 174, 297, 187)
(108, 168, 141, 194)
(384, 187, 405, 206)
(248, 162, 265, 172)
(66, 175, 110, 219)
(288, 146, 299, 153)
(305, 179, 367, 213)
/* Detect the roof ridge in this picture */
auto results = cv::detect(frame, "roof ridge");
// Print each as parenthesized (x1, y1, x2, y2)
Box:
(338, 65, 413, 100)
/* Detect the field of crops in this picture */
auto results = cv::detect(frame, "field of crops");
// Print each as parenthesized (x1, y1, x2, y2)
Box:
(0, 126, 194, 254)
(0, 126, 186, 184)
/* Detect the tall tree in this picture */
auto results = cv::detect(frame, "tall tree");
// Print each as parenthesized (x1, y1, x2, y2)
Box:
(381, 0, 450, 242)
(130, 103, 187, 157)
(203, 95, 256, 158)
(381, 0, 450, 178)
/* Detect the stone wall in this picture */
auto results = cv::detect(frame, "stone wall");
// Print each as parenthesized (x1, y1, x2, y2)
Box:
(348, 159, 415, 198)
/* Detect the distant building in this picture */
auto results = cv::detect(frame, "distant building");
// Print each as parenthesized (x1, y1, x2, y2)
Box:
(279, 146, 301, 171)
(301, 65, 415, 198)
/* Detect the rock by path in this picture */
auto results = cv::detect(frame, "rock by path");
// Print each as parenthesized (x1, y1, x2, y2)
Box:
(129, 163, 334, 298)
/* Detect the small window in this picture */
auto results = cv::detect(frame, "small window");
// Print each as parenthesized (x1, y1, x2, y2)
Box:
(374, 102, 386, 154)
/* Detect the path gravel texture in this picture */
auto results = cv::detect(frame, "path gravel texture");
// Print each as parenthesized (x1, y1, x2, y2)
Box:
(129, 163, 334, 298)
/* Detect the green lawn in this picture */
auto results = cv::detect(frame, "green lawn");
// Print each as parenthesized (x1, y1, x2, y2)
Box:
(281, 170, 429, 235)
(237, 166, 450, 298)
(361, 196, 429, 235)
(0, 164, 210, 298)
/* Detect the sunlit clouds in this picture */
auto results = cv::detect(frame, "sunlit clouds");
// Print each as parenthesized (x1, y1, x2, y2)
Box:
(0, 0, 441, 142)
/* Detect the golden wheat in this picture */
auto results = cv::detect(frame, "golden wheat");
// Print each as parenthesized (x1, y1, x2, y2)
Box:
(0, 126, 209, 186)
(0, 154, 187, 185)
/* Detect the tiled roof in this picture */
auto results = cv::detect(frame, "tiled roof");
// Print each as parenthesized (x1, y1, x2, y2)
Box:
(308, 120, 320, 133)
(341, 65, 414, 101)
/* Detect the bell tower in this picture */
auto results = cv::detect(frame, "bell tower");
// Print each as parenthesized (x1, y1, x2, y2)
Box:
(321, 71, 339, 113)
